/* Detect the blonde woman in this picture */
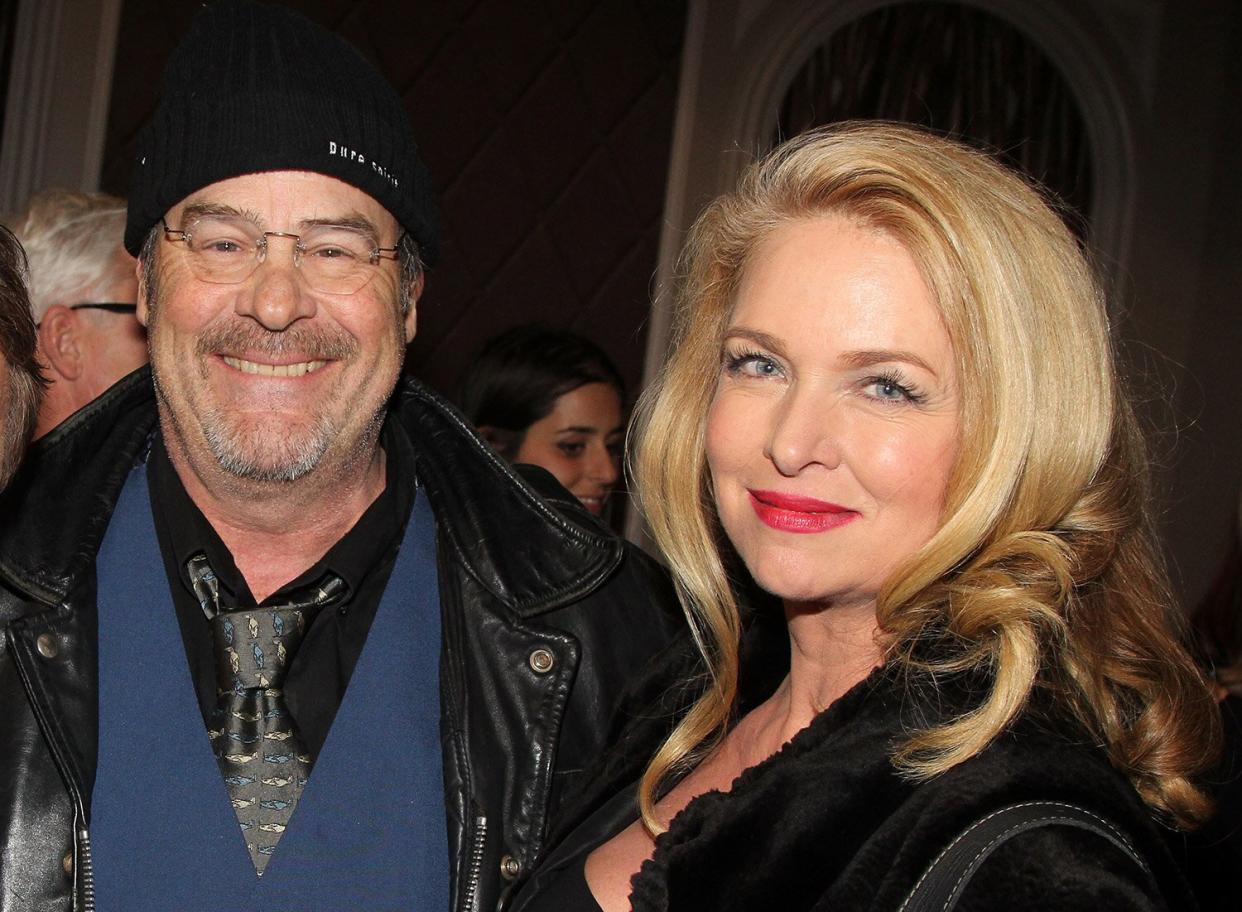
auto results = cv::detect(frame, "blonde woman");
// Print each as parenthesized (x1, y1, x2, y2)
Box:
(511, 123, 1220, 911)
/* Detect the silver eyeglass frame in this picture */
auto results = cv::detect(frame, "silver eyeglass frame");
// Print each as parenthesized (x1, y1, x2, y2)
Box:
(159, 215, 403, 286)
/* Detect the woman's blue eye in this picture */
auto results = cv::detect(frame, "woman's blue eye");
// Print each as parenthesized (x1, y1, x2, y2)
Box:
(725, 350, 781, 378)
(865, 375, 925, 404)
(872, 379, 906, 400)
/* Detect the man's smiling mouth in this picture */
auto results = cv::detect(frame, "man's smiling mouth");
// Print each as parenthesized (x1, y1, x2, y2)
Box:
(220, 356, 329, 378)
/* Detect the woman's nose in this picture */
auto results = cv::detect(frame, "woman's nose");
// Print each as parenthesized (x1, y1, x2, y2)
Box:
(765, 384, 842, 476)
(588, 442, 621, 486)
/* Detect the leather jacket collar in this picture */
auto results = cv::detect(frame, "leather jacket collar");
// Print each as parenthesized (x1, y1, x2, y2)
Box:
(389, 378, 622, 616)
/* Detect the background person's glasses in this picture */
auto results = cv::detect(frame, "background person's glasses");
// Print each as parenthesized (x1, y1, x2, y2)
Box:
(70, 302, 138, 315)
(161, 215, 401, 295)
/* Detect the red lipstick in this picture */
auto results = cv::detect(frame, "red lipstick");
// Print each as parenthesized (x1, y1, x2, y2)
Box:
(748, 490, 858, 534)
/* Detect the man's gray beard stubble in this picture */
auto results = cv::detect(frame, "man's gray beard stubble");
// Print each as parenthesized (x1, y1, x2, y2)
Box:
(149, 334, 343, 484)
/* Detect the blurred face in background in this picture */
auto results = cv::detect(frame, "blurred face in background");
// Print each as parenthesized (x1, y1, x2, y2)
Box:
(77, 248, 148, 391)
(29, 246, 147, 439)
(0, 226, 42, 487)
(0, 350, 10, 482)
(0, 351, 24, 490)
(515, 381, 624, 516)
(0, 351, 10, 456)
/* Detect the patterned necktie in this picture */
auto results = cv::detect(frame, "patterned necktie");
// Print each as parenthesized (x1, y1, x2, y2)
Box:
(187, 553, 347, 875)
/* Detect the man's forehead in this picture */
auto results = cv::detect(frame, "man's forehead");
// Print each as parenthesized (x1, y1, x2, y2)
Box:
(169, 171, 398, 233)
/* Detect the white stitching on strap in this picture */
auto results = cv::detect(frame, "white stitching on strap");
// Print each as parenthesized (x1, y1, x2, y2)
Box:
(896, 801, 1143, 912)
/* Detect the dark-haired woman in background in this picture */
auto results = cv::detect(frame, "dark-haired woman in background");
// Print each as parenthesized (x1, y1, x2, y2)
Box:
(511, 123, 1220, 911)
(459, 325, 625, 518)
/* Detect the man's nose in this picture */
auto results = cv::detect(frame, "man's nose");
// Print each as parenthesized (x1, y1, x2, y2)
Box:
(234, 238, 317, 331)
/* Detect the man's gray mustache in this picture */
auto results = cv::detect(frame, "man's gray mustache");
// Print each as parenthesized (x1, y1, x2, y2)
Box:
(193, 323, 357, 362)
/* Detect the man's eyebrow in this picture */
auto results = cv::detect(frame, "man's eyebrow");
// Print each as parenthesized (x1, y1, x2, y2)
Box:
(839, 348, 938, 377)
(299, 213, 382, 240)
(179, 201, 261, 223)
(176, 204, 383, 241)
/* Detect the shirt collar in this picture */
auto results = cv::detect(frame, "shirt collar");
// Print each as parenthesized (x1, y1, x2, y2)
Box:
(148, 427, 413, 608)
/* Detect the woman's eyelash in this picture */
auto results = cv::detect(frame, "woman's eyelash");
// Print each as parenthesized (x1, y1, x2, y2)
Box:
(865, 369, 926, 404)
(723, 348, 780, 376)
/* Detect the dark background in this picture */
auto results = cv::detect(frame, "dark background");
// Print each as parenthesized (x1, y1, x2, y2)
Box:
(99, 0, 688, 400)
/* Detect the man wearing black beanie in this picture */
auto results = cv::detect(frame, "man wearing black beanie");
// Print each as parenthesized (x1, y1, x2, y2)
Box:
(0, 3, 680, 910)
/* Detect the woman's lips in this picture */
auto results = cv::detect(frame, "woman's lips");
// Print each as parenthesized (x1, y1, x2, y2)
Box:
(748, 489, 859, 533)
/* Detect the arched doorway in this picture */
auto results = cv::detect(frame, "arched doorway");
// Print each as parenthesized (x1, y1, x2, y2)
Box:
(771, 2, 1093, 232)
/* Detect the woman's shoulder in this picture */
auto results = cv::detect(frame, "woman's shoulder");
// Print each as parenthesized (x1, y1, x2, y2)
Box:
(853, 718, 1190, 911)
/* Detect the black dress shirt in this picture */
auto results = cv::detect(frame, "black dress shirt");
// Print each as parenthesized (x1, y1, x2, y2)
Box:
(148, 425, 417, 755)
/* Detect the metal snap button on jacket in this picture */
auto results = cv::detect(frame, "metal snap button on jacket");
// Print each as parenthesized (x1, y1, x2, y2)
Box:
(36, 634, 59, 659)
(499, 854, 521, 880)
(527, 648, 555, 674)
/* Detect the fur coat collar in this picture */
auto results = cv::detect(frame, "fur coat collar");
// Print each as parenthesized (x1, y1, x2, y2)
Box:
(521, 623, 1195, 912)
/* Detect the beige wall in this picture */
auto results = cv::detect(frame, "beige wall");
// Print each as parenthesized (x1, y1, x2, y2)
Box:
(0, 0, 123, 213)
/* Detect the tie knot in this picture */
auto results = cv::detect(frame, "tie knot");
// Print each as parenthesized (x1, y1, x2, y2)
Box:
(187, 554, 348, 694)
(210, 605, 309, 691)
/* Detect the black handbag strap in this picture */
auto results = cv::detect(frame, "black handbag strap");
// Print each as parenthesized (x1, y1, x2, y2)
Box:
(898, 800, 1152, 912)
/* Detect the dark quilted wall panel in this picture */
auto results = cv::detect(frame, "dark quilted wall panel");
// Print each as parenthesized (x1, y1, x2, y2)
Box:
(100, 0, 687, 398)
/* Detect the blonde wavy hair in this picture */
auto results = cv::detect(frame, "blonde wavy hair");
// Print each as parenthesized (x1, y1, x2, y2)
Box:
(632, 121, 1220, 832)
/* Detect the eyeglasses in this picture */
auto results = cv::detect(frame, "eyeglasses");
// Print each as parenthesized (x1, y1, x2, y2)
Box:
(70, 302, 138, 315)
(161, 215, 402, 295)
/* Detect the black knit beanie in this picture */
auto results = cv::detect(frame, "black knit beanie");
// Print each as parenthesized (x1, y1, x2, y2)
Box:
(124, 0, 438, 264)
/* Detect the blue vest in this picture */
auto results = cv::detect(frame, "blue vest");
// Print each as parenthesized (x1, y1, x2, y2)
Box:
(90, 466, 448, 911)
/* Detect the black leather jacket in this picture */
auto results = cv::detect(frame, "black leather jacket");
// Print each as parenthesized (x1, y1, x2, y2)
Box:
(0, 368, 682, 912)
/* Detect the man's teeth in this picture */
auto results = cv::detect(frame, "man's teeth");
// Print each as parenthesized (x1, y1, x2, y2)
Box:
(222, 356, 327, 377)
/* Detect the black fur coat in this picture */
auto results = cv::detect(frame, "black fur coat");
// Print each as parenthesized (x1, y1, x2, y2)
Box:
(516, 620, 1197, 912)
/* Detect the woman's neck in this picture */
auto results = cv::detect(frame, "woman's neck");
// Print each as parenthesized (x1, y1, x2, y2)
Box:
(583, 599, 884, 912)
(736, 599, 883, 762)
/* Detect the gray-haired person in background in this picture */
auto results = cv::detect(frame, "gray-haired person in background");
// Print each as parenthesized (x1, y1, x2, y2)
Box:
(0, 2, 680, 910)
(0, 225, 44, 488)
(5, 189, 147, 438)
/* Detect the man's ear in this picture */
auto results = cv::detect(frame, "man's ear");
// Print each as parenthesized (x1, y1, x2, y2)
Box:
(37, 306, 84, 381)
(135, 255, 151, 327)
(403, 271, 424, 343)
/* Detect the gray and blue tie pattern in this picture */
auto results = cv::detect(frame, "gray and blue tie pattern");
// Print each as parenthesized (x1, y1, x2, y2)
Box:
(188, 555, 345, 875)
